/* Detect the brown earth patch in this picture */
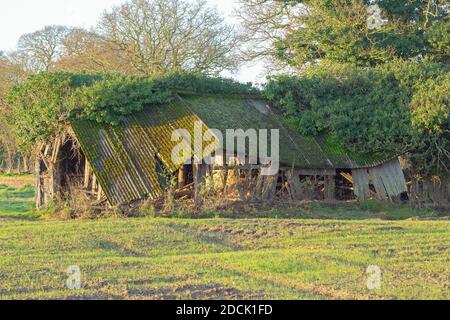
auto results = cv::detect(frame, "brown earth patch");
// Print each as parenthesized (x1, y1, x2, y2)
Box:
(0, 175, 34, 188)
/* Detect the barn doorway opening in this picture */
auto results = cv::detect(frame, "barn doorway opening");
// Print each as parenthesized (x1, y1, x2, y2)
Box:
(336, 169, 356, 201)
(58, 138, 86, 194)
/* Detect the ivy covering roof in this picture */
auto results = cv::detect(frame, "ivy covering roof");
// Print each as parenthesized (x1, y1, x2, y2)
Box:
(72, 94, 391, 205)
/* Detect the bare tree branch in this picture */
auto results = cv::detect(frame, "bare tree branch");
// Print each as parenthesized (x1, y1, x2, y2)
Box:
(97, 0, 242, 75)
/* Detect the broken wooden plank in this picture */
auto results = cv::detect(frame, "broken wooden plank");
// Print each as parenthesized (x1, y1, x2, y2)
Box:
(352, 169, 370, 203)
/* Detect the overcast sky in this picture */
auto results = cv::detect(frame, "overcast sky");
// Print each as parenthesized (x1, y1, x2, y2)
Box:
(0, 0, 264, 83)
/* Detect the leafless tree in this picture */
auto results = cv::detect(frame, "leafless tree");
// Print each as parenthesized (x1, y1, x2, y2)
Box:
(235, 0, 306, 72)
(56, 28, 131, 73)
(17, 25, 71, 72)
(0, 54, 29, 108)
(98, 0, 242, 75)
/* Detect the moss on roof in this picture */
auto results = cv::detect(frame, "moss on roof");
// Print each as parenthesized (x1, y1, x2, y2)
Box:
(182, 94, 388, 168)
(72, 94, 394, 205)
(72, 100, 209, 205)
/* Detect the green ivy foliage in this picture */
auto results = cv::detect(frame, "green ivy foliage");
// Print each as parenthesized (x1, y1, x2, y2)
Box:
(275, 0, 449, 68)
(6, 71, 258, 151)
(152, 72, 256, 94)
(6, 72, 101, 151)
(69, 75, 173, 126)
(263, 59, 449, 177)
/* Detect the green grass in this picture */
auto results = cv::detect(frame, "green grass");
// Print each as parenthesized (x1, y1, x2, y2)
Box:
(0, 173, 34, 178)
(0, 184, 36, 221)
(194, 202, 448, 221)
(0, 183, 449, 300)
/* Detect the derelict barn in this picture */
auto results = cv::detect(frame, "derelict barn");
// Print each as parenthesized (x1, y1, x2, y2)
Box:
(34, 93, 408, 209)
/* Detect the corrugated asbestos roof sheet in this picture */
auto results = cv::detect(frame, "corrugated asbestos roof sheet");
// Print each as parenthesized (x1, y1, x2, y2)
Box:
(72, 94, 390, 205)
(182, 94, 388, 169)
(72, 100, 208, 205)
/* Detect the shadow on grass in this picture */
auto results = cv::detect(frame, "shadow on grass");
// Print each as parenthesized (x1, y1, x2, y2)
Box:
(163, 200, 449, 221)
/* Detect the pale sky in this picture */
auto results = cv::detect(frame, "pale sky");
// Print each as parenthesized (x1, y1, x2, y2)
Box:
(0, 0, 265, 83)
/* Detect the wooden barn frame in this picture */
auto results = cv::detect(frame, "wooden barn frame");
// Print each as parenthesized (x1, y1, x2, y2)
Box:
(35, 94, 409, 209)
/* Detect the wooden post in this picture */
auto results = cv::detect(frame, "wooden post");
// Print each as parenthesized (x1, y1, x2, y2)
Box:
(324, 175, 336, 201)
(352, 169, 370, 204)
(84, 161, 91, 189)
(254, 170, 264, 200)
(92, 174, 97, 192)
(219, 154, 228, 193)
(286, 169, 302, 200)
(98, 183, 103, 201)
(221, 169, 229, 193)
(178, 166, 186, 188)
(193, 163, 207, 208)
(259, 174, 278, 202)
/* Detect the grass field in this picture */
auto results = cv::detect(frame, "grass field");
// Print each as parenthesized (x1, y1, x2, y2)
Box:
(0, 175, 448, 300)
(0, 185, 36, 221)
(0, 173, 34, 189)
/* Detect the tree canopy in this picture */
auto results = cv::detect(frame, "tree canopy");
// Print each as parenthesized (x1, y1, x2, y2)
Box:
(263, 59, 449, 177)
(13, 0, 242, 76)
(98, 0, 241, 75)
(17, 25, 71, 72)
(0, 0, 245, 164)
(238, 0, 449, 178)
(239, 0, 449, 68)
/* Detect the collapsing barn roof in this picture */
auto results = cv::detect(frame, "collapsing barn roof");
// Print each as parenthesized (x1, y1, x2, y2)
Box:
(71, 94, 395, 205)
(182, 95, 389, 169)
(71, 100, 208, 204)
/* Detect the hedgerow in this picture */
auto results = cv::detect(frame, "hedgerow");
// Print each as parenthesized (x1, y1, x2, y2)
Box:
(6, 71, 257, 151)
(263, 59, 449, 177)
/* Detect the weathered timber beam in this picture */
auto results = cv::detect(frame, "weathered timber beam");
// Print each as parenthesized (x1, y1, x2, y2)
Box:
(84, 161, 91, 189)
(213, 165, 262, 171)
(324, 175, 336, 200)
(283, 168, 336, 176)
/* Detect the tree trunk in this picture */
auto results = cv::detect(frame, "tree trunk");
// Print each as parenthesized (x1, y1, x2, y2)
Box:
(16, 157, 21, 174)
(178, 166, 186, 188)
(6, 151, 13, 174)
(35, 153, 44, 208)
(22, 156, 29, 173)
